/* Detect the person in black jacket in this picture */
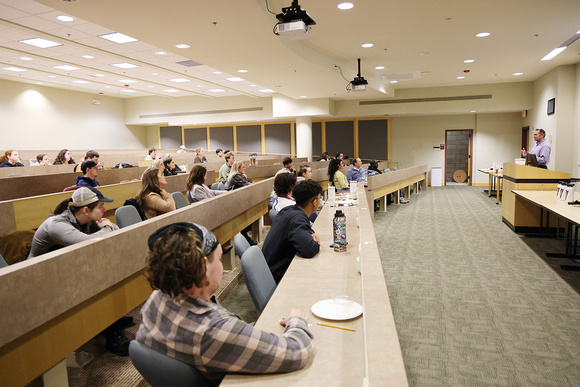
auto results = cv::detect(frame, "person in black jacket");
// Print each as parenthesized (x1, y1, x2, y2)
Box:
(0, 150, 24, 167)
(263, 180, 322, 283)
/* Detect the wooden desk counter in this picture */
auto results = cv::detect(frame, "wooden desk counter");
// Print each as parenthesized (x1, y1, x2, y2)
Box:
(222, 186, 408, 386)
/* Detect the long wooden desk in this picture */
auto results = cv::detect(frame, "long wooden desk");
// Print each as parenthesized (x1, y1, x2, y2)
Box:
(0, 178, 274, 386)
(222, 185, 408, 386)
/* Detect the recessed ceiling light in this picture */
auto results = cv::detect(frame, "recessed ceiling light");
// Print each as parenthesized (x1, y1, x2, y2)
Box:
(541, 47, 566, 61)
(513, 72, 523, 76)
(163, 89, 180, 93)
(36, 82, 43, 85)
(155, 51, 167, 55)
(152, 73, 158, 76)
(20, 38, 62, 48)
(259, 89, 275, 93)
(148, 85, 155, 88)
(54, 65, 79, 71)
(175, 44, 190, 49)
(20, 57, 32, 61)
(300, 95, 307, 98)
(2, 67, 27, 72)
(94, 74, 105, 77)
(72, 80, 89, 84)
(338, 2, 354, 10)
(238, 69, 248, 73)
(362, 43, 374, 48)
(390, 80, 398, 84)
(213, 71, 222, 74)
(209, 89, 226, 92)
(457, 76, 465, 79)
(169, 78, 191, 83)
(56, 15, 75, 22)
(375, 66, 385, 70)
(118, 79, 137, 83)
(470, 110, 476, 113)
(104, 85, 111, 88)
(82, 55, 94, 59)
(110, 62, 139, 69)
(197, 85, 203, 87)
(120, 89, 136, 93)
(464, 59, 475, 63)
(226, 77, 244, 82)
(98, 32, 138, 44)
(476, 32, 490, 38)
(250, 85, 257, 87)
(47, 75, 56, 78)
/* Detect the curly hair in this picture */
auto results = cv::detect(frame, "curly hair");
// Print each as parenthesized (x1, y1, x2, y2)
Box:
(328, 158, 342, 182)
(145, 228, 206, 296)
(55, 149, 75, 164)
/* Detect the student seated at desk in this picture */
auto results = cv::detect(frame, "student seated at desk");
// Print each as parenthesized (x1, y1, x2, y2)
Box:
(263, 180, 322, 283)
(328, 158, 349, 191)
(34, 153, 51, 166)
(186, 165, 226, 202)
(272, 172, 297, 212)
(163, 157, 181, 176)
(137, 222, 314, 386)
(76, 160, 101, 188)
(136, 168, 176, 219)
(74, 150, 100, 172)
(0, 149, 24, 167)
(296, 164, 312, 182)
(194, 147, 208, 163)
(226, 160, 253, 191)
(218, 152, 235, 183)
(53, 149, 76, 165)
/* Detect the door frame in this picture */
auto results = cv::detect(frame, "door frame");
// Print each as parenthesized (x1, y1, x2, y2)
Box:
(444, 129, 473, 186)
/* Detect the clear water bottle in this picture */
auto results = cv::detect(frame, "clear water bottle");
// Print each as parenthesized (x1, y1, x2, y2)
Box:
(333, 210, 347, 252)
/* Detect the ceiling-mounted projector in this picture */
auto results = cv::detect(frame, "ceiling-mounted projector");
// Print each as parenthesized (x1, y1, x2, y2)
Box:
(349, 58, 368, 92)
(275, 0, 316, 40)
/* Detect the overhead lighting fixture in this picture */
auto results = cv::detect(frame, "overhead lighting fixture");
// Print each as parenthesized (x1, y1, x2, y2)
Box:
(175, 44, 190, 49)
(20, 38, 62, 48)
(20, 57, 32, 61)
(118, 79, 137, 83)
(2, 67, 27, 72)
(148, 85, 155, 88)
(238, 70, 248, 73)
(54, 65, 79, 71)
(163, 89, 180, 93)
(513, 72, 523, 76)
(476, 32, 490, 38)
(155, 51, 167, 55)
(47, 75, 56, 78)
(82, 55, 95, 59)
(300, 95, 307, 98)
(57, 15, 75, 22)
(349, 58, 368, 92)
(94, 74, 105, 77)
(457, 76, 465, 79)
(152, 73, 159, 76)
(98, 32, 137, 44)
(209, 89, 226, 92)
(464, 59, 475, 63)
(111, 62, 140, 69)
(390, 80, 398, 84)
(259, 89, 275, 93)
(362, 43, 374, 48)
(36, 82, 43, 85)
(213, 71, 222, 74)
(72, 80, 89, 84)
(169, 78, 191, 83)
(375, 66, 385, 70)
(338, 2, 354, 10)
(226, 77, 244, 82)
(274, 0, 316, 40)
(541, 47, 566, 61)
(120, 89, 137, 93)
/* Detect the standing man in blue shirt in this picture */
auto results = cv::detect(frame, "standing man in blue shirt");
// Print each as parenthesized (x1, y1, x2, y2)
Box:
(521, 128, 551, 169)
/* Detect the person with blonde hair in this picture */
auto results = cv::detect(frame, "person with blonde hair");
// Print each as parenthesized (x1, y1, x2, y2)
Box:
(136, 168, 176, 219)
(226, 160, 252, 190)
(0, 150, 24, 167)
(194, 147, 207, 163)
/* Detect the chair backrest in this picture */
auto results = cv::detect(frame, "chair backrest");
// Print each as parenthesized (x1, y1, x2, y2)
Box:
(234, 233, 251, 258)
(171, 192, 190, 209)
(115, 206, 143, 229)
(63, 185, 80, 192)
(241, 246, 277, 316)
(186, 190, 194, 204)
(217, 182, 226, 191)
(0, 253, 8, 269)
(129, 340, 212, 387)
(211, 182, 219, 190)
(269, 208, 278, 223)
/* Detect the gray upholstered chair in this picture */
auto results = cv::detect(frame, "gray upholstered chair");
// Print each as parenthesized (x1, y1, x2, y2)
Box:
(211, 182, 220, 190)
(241, 246, 276, 316)
(234, 232, 250, 258)
(186, 190, 194, 204)
(171, 192, 189, 209)
(0, 254, 8, 269)
(129, 340, 212, 387)
(217, 182, 226, 191)
(115, 206, 143, 229)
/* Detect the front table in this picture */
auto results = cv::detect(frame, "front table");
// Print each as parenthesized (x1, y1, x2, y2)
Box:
(221, 186, 408, 386)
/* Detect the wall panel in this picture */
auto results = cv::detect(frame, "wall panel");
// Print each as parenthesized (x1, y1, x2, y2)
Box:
(236, 125, 261, 153)
(160, 126, 182, 149)
(325, 121, 354, 159)
(210, 126, 233, 152)
(358, 119, 388, 160)
(264, 123, 291, 155)
(184, 127, 207, 150)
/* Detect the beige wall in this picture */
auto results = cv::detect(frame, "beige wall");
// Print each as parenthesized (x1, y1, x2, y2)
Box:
(0, 78, 148, 150)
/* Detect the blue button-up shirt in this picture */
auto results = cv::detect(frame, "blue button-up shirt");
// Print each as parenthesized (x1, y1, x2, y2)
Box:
(530, 140, 551, 166)
(346, 166, 366, 182)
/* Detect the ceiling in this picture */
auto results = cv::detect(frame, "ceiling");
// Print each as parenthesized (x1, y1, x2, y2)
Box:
(1, 0, 579, 101)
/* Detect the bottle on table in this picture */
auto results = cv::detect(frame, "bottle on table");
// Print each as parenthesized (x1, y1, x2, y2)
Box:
(333, 210, 347, 252)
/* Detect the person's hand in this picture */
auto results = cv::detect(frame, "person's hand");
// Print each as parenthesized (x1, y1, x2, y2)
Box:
(521, 148, 527, 157)
(311, 233, 320, 245)
(97, 219, 114, 229)
(279, 309, 308, 326)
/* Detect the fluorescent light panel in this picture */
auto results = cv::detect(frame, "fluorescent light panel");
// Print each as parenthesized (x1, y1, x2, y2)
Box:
(541, 47, 566, 61)
(2, 66, 27, 72)
(226, 77, 244, 82)
(20, 38, 62, 48)
(169, 78, 190, 83)
(98, 32, 137, 44)
(110, 62, 140, 69)
(54, 65, 79, 71)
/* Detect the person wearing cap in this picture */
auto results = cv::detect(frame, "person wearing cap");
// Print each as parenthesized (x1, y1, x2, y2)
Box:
(367, 159, 382, 175)
(76, 160, 101, 188)
(177, 145, 187, 153)
(29, 187, 118, 258)
(137, 222, 315, 385)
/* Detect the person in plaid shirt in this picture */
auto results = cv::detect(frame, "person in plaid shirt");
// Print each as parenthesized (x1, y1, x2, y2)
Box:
(137, 222, 315, 385)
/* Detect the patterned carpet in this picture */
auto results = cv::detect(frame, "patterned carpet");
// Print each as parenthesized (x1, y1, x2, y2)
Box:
(373, 185, 580, 386)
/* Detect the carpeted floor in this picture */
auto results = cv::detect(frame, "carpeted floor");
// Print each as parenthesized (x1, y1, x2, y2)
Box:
(66, 185, 580, 386)
(373, 185, 580, 386)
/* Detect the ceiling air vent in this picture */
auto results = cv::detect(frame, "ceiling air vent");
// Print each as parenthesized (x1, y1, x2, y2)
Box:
(176, 60, 202, 67)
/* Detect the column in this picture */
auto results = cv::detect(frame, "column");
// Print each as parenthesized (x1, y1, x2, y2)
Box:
(296, 116, 313, 162)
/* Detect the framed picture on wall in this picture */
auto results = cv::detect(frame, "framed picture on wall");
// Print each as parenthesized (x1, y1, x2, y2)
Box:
(547, 98, 555, 115)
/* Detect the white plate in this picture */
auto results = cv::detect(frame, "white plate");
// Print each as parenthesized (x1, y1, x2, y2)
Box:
(311, 299, 363, 321)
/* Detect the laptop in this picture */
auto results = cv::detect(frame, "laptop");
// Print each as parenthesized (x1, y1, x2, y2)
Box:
(526, 153, 538, 167)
